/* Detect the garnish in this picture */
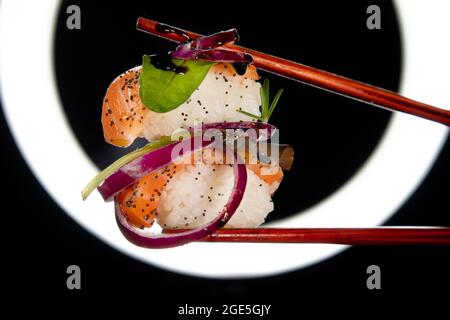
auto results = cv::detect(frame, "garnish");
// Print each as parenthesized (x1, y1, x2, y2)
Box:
(81, 136, 172, 200)
(139, 55, 214, 113)
(115, 149, 247, 249)
(171, 28, 253, 64)
(237, 79, 284, 122)
(83, 121, 277, 201)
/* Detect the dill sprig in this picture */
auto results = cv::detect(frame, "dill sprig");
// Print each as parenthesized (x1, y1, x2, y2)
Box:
(237, 79, 284, 122)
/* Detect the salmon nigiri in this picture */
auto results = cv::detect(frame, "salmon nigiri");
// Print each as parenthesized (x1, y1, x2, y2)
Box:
(99, 55, 288, 229)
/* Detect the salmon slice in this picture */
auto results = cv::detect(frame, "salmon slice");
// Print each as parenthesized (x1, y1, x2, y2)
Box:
(102, 67, 148, 147)
(116, 162, 282, 228)
(248, 163, 284, 190)
(101, 63, 259, 147)
(115, 163, 183, 228)
(211, 63, 260, 81)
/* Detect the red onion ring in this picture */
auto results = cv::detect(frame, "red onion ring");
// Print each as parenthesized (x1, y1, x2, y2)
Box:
(97, 122, 276, 202)
(98, 136, 212, 201)
(201, 121, 276, 141)
(172, 48, 253, 64)
(171, 29, 253, 63)
(115, 153, 247, 248)
(191, 29, 239, 50)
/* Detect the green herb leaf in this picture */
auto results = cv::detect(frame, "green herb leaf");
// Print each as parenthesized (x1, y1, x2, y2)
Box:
(236, 108, 261, 120)
(81, 136, 172, 200)
(268, 88, 284, 120)
(261, 79, 270, 118)
(139, 55, 214, 113)
(237, 79, 284, 123)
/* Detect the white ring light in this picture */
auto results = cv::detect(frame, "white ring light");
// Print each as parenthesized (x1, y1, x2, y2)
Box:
(0, 0, 448, 278)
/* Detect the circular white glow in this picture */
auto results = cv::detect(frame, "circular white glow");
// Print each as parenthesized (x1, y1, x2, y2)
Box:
(0, 0, 448, 278)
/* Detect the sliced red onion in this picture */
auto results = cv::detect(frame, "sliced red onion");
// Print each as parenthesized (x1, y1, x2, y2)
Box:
(201, 121, 276, 140)
(192, 29, 239, 50)
(201, 121, 274, 130)
(115, 154, 247, 248)
(171, 29, 252, 63)
(98, 137, 213, 202)
(97, 122, 276, 202)
(172, 48, 253, 64)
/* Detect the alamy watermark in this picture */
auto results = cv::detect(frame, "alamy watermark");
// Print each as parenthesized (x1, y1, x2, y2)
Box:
(366, 264, 381, 290)
(66, 5, 81, 30)
(366, 5, 381, 30)
(167, 122, 283, 176)
(66, 265, 81, 290)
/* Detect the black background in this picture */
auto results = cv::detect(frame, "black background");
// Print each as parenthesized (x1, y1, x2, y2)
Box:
(1, 0, 449, 305)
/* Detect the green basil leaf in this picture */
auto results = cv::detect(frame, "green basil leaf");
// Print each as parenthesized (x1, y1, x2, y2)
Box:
(139, 55, 214, 113)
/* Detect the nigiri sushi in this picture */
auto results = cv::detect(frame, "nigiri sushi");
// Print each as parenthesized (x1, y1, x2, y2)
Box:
(83, 24, 293, 248)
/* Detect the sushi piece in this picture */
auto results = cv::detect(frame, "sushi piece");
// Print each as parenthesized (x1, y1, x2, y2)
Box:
(102, 63, 261, 146)
(109, 62, 283, 229)
(83, 25, 293, 248)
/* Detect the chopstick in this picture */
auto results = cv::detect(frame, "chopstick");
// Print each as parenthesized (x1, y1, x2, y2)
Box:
(137, 17, 450, 127)
(137, 18, 450, 245)
(164, 228, 450, 245)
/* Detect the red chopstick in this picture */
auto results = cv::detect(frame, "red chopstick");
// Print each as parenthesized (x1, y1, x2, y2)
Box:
(164, 228, 450, 245)
(137, 17, 450, 127)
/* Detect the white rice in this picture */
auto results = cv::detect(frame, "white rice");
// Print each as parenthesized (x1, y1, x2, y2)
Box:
(143, 66, 261, 140)
(156, 164, 274, 229)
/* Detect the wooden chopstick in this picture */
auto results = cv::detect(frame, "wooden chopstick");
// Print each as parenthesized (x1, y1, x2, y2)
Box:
(137, 17, 450, 127)
(164, 228, 450, 245)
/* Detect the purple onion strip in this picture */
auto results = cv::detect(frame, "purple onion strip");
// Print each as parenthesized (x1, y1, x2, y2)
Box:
(98, 137, 211, 201)
(98, 122, 276, 202)
(192, 29, 239, 50)
(115, 153, 247, 249)
(171, 29, 252, 63)
(172, 48, 253, 64)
